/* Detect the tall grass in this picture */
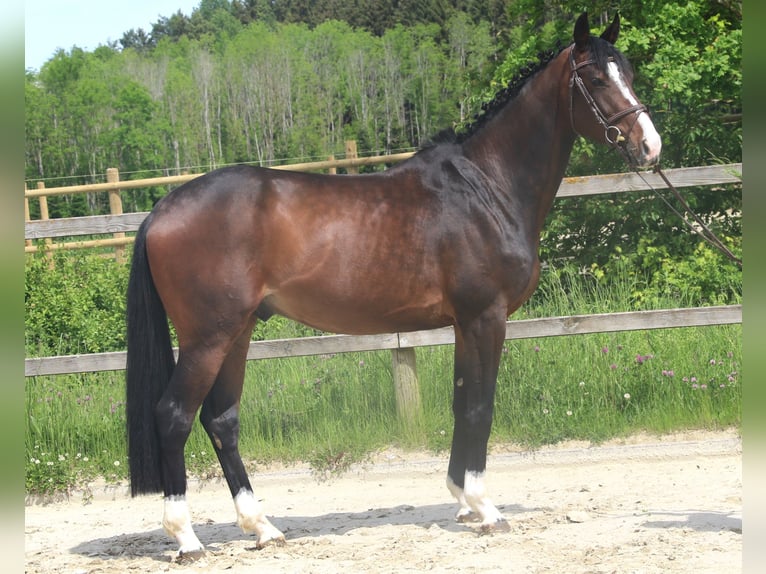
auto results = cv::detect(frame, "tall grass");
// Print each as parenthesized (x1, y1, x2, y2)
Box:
(25, 265, 741, 493)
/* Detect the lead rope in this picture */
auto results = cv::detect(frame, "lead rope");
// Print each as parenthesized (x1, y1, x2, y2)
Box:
(631, 166, 742, 268)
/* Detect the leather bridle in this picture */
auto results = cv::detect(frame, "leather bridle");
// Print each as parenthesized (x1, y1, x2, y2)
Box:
(568, 45, 647, 160)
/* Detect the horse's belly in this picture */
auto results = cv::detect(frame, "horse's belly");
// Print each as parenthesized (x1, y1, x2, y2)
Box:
(260, 289, 452, 336)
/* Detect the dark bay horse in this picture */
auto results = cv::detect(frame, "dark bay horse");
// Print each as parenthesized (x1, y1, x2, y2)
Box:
(126, 12, 661, 556)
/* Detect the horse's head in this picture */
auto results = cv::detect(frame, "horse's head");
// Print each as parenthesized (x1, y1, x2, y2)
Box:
(569, 12, 661, 168)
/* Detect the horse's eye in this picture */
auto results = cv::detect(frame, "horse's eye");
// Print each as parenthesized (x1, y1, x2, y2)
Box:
(591, 77, 607, 88)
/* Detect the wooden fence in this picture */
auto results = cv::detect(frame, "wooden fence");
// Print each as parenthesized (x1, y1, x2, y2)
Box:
(24, 153, 742, 422)
(24, 305, 743, 422)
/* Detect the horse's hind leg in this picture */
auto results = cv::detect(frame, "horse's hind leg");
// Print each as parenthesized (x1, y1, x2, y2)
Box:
(200, 323, 285, 548)
(156, 344, 230, 557)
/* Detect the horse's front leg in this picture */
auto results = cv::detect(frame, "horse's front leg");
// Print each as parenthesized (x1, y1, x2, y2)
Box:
(446, 307, 510, 531)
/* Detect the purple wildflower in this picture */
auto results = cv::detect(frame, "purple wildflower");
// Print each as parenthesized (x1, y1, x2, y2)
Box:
(636, 354, 652, 365)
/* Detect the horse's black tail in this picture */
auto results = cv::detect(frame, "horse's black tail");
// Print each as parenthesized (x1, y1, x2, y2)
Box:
(125, 215, 175, 497)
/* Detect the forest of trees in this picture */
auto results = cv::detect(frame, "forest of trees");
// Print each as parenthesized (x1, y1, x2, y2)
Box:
(26, 2, 511, 189)
(24, 0, 741, 274)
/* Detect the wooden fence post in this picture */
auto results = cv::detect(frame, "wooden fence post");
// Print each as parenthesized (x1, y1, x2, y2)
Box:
(345, 140, 358, 174)
(24, 190, 32, 249)
(327, 155, 336, 175)
(36, 182, 53, 260)
(391, 347, 422, 425)
(106, 168, 126, 263)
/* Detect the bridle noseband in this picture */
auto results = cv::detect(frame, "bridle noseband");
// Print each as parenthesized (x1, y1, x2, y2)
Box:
(568, 46, 647, 157)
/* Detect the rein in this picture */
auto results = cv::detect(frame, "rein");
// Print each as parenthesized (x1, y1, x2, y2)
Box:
(634, 166, 743, 268)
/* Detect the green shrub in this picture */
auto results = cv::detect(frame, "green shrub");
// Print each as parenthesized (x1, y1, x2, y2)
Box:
(25, 251, 129, 356)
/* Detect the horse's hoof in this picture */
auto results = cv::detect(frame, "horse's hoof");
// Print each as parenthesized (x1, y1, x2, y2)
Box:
(456, 510, 481, 523)
(479, 519, 511, 534)
(175, 548, 205, 563)
(256, 532, 286, 549)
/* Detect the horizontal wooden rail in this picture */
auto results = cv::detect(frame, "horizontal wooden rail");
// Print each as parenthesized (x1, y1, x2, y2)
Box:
(24, 237, 136, 252)
(25, 212, 146, 241)
(398, 304, 742, 347)
(556, 163, 741, 197)
(23, 164, 742, 246)
(24, 305, 741, 377)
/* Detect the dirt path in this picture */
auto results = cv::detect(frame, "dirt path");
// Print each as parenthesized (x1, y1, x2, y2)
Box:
(25, 429, 741, 573)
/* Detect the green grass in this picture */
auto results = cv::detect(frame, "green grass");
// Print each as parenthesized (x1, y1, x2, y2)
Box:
(25, 266, 742, 494)
(26, 371, 129, 492)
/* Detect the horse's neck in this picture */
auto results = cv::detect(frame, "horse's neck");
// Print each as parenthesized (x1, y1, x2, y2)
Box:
(462, 53, 575, 229)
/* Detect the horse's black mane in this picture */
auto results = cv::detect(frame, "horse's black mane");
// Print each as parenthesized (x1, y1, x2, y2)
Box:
(427, 35, 630, 146)
(452, 43, 564, 144)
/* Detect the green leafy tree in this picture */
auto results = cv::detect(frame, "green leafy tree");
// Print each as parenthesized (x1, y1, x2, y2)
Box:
(150, 10, 193, 44)
(25, 73, 55, 182)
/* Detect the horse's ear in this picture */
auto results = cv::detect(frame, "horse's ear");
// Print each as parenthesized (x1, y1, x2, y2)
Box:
(574, 12, 590, 50)
(600, 13, 620, 45)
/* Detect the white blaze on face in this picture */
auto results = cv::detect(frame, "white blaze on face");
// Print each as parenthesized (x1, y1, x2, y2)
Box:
(606, 61, 662, 163)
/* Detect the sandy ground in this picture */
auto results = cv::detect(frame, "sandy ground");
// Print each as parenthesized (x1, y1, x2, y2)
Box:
(25, 429, 741, 574)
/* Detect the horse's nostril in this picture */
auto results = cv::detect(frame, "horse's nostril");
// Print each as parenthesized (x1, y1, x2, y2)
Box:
(641, 139, 651, 156)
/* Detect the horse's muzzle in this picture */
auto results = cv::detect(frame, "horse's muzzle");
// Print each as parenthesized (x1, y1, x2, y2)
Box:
(630, 115, 662, 168)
